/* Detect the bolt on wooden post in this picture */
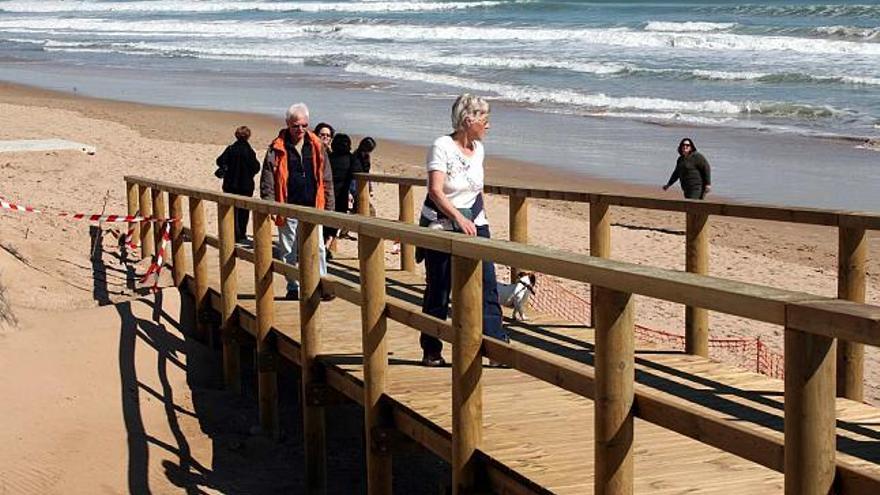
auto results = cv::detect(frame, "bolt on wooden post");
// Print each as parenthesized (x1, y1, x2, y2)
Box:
(398, 184, 415, 272)
(299, 220, 327, 495)
(593, 285, 634, 495)
(360, 233, 392, 494)
(784, 326, 836, 495)
(253, 212, 279, 438)
(168, 193, 186, 286)
(508, 194, 528, 282)
(138, 184, 154, 258)
(188, 197, 209, 344)
(451, 255, 484, 495)
(218, 202, 241, 394)
(837, 225, 866, 401)
(685, 211, 709, 357)
(589, 198, 611, 328)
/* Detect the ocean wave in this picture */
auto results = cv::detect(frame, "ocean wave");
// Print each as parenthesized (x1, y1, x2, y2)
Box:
(690, 69, 880, 87)
(343, 62, 845, 120)
(3, 18, 880, 57)
(0, 0, 520, 14)
(814, 25, 880, 41)
(644, 21, 737, 33)
(699, 4, 880, 19)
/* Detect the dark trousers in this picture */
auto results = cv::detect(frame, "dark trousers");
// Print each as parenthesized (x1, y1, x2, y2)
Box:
(683, 187, 705, 200)
(234, 207, 249, 241)
(420, 225, 508, 356)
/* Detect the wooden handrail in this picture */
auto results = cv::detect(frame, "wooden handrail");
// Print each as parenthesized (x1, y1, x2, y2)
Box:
(356, 172, 880, 229)
(126, 175, 880, 494)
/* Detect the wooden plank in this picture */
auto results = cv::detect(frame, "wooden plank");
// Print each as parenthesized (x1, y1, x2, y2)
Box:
(509, 194, 529, 282)
(590, 197, 610, 328)
(398, 184, 416, 272)
(151, 189, 167, 251)
(168, 193, 186, 286)
(188, 196, 209, 343)
(360, 233, 392, 494)
(125, 181, 140, 247)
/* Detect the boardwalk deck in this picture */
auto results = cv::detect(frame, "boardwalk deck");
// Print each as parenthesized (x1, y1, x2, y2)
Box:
(179, 244, 880, 494)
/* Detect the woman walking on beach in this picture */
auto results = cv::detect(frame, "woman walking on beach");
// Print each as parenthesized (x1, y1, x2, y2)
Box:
(662, 138, 711, 199)
(418, 94, 508, 367)
(214, 125, 261, 243)
(323, 133, 361, 253)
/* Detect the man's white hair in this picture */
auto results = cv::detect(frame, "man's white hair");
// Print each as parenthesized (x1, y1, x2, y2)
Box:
(285, 102, 310, 122)
(451, 93, 489, 131)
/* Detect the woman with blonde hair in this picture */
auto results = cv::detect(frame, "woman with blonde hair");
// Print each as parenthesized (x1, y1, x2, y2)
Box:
(417, 94, 509, 367)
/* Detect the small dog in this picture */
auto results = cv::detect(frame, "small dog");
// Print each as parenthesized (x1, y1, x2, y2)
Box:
(497, 272, 537, 321)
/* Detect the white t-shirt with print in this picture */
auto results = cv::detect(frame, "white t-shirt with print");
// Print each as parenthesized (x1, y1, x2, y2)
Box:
(421, 135, 488, 227)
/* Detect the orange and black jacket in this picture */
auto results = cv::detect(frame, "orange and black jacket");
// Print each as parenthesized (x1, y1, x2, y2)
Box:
(259, 129, 334, 225)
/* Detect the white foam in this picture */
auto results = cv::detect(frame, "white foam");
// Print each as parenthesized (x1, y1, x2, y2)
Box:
(691, 69, 768, 81)
(644, 21, 737, 33)
(815, 25, 880, 41)
(0, 0, 518, 14)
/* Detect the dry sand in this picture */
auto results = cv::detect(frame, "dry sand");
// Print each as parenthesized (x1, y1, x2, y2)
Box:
(0, 82, 878, 491)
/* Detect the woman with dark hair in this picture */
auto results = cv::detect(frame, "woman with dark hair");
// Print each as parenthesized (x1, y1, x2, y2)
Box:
(662, 137, 712, 199)
(324, 133, 361, 251)
(351, 136, 377, 216)
(314, 122, 335, 151)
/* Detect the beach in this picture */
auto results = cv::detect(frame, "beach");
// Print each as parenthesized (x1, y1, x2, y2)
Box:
(0, 79, 879, 490)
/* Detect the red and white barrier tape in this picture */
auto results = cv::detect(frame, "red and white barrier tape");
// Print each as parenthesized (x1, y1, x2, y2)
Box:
(139, 220, 172, 293)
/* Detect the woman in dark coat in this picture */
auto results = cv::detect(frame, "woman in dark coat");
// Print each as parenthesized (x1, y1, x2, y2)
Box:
(324, 133, 362, 246)
(215, 126, 261, 242)
(662, 137, 711, 199)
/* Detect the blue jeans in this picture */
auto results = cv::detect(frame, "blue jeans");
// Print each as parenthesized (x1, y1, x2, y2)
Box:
(278, 217, 327, 292)
(420, 224, 507, 356)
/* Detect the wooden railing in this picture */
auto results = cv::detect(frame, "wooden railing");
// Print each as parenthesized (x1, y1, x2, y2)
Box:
(356, 172, 878, 402)
(126, 175, 880, 495)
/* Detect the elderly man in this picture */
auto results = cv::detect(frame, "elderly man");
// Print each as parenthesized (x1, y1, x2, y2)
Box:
(260, 102, 335, 300)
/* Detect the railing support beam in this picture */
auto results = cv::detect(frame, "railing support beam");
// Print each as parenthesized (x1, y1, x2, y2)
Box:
(360, 233, 392, 494)
(218, 203, 241, 394)
(589, 199, 611, 328)
(357, 177, 370, 216)
(452, 255, 484, 494)
(126, 181, 140, 254)
(509, 195, 529, 282)
(151, 188, 167, 251)
(253, 212, 279, 437)
(188, 197, 209, 343)
(168, 193, 186, 286)
(594, 286, 634, 495)
(837, 226, 866, 401)
(398, 184, 415, 271)
(300, 220, 327, 494)
(685, 211, 710, 357)
(138, 185, 154, 258)
(784, 327, 836, 495)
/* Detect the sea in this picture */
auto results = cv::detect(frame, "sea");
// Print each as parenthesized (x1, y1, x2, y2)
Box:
(1, 0, 879, 210)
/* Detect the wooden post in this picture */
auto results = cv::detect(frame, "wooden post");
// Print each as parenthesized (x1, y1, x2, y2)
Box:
(359, 233, 392, 494)
(398, 184, 415, 272)
(151, 188, 167, 251)
(589, 199, 610, 328)
(168, 193, 186, 286)
(837, 226, 866, 401)
(138, 185, 155, 258)
(299, 220, 327, 494)
(188, 197, 209, 343)
(218, 203, 241, 394)
(685, 211, 709, 357)
(357, 176, 370, 216)
(509, 195, 529, 282)
(125, 182, 140, 253)
(451, 255, 483, 495)
(593, 286, 635, 495)
(253, 212, 279, 437)
(784, 327, 836, 495)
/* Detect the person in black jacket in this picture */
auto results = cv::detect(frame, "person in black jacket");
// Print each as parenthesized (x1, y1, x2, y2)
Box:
(662, 137, 712, 199)
(324, 133, 362, 249)
(215, 126, 261, 243)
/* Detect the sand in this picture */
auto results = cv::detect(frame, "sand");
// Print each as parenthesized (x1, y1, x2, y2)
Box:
(0, 82, 878, 491)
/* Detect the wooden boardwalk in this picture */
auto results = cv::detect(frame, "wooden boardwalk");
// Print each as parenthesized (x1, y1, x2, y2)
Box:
(180, 245, 880, 494)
